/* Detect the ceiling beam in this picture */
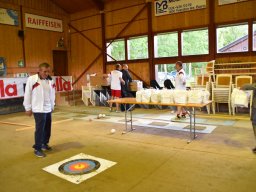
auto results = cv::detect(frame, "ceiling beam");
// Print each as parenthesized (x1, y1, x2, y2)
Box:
(91, 0, 104, 10)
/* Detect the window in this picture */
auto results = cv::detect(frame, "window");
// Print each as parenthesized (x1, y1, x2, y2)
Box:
(182, 28, 209, 56)
(155, 62, 207, 87)
(155, 64, 175, 86)
(154, 32, 178, 57)
(128, 36, 148, 60)
(217, 23, 248, 53)
(253, 22, 256, 51)
(107, 39, 125, 61)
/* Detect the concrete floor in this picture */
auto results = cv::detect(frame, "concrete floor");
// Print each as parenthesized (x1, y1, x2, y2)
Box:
(0, 106, 256, 192)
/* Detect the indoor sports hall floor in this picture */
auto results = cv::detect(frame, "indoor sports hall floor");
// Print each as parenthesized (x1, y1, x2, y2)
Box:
(0, 106, 256, 192)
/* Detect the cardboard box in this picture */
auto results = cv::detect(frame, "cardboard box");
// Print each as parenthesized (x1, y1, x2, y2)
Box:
(90, 75, 110, 87)
(129, 81, 143, 91)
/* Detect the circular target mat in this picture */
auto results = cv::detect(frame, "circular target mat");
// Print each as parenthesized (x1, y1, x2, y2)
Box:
(58, 159, 101, 175)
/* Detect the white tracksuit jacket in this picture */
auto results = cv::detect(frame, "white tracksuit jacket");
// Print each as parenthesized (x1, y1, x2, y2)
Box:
(23, 74, 55, 113)
(175, 68, 186, 90)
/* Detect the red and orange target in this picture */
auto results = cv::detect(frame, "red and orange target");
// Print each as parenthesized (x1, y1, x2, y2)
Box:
(58, 159, 100, 175)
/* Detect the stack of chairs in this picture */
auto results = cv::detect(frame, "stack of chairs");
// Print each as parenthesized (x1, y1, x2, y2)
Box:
(212, 74, 232, 115)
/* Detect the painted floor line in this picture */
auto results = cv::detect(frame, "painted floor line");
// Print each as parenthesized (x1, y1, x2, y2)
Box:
(0, 121, 32, 127)
(15, 118, 74, 131)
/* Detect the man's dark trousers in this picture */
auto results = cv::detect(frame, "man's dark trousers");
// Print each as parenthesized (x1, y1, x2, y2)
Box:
(33, 112, 52, 151)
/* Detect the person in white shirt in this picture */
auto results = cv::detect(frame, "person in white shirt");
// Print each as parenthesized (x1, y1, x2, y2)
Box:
(23, 63, 55, 158)
(175, 61, 187, 119)
(109, 64, 125, 112)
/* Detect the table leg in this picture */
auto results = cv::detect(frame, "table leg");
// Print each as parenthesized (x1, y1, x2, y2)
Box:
(193, 107, 197, 139)
(187, 108, 192, 144)
(130, 108, 133, 130)
(125, 104, 127, 132)
(122, 104, 135, 134)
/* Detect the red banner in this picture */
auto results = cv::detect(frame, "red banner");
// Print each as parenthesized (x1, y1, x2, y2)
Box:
(0, 76, 72, 100)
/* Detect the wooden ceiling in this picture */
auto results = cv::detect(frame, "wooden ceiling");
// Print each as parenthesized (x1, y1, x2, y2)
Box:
(51, 0, 105, 13)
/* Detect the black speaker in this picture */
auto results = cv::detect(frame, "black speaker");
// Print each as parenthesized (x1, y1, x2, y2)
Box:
(18, 30, 24, 38)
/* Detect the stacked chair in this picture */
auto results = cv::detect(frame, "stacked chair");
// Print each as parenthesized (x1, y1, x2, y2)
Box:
(211, 74, 232, 115)
(191, 60, 216, 114)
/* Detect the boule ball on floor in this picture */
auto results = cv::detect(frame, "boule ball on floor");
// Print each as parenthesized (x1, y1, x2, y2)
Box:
(110, 129, 116, 134)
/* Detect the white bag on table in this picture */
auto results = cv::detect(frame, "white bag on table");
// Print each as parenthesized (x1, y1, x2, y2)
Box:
(136, 90, 142, 102)
(141, 89, 152, 103)
(160, 89, 174, 104)
(173, 90, 187, 104)
(151, 90, 161, 103)
(187, 90, 203, 104)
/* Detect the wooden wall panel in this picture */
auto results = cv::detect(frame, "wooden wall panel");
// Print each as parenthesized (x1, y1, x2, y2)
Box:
(71, 14, 101, 32)
(69, 6, 103, 89)
(106, 19, 148, 40)
(0, 23, 23, 70)
(106, 62, 150, 85)
(69, 29, 103, 88)
(105, 4, 147, 39)
(105, 4, 147, 25)
(24, 29, 63, 67)
(215, 0, 256, 23)
(70, 6, 99, 20)
(0, 0, 69, 77)
(104, 0, 145, 12)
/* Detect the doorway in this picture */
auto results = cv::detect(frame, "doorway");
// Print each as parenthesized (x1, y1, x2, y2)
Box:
(52, 50, 68, 76)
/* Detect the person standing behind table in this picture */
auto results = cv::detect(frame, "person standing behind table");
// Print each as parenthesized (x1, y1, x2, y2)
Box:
(23, 63, 55, 158)
(109, 64, 125, 112)
(241, 83, 256, 154)
(174, 61, 188, 119)
(121, 64, 133, 97)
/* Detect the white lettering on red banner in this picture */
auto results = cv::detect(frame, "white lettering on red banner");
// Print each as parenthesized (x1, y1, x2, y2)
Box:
(25, 13, 63, 32)
(0, 76, 72, 100)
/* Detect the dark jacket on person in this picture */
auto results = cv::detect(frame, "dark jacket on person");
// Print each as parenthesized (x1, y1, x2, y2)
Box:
(242, 83, 256, 124)
(121, 69, 132, 97)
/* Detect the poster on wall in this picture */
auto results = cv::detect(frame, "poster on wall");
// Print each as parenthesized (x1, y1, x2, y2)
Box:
(0, 8, 18, 26)
(0, 76, 72, 99)
(0, 57, 7, 77)
(218, 0, 248, 5)
(25, 13, 63, 32)
(155, 0, 206, 16)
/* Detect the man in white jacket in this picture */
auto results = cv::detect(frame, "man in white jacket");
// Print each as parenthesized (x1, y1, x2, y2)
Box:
(23, 63, 55, 157)
(175, 61, 187, 119)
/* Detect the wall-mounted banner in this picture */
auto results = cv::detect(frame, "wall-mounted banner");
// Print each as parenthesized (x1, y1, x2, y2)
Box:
(218, 0, 248, 5)
(25, 13, 63, 32)
(52, 76, 72, 92)
(0, 76, 72, 99)
(0, 8, 18, 26)
(155, 0, 206, 16)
